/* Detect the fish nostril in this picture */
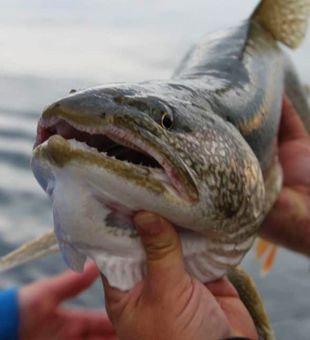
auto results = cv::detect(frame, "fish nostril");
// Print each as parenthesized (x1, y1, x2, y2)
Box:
(113, 95, 150, 113)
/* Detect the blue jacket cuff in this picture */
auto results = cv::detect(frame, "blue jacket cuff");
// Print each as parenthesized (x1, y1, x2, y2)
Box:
(0, 288, 20, 340)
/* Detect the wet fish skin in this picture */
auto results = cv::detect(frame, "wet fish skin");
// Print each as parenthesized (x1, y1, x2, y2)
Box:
(41, 79, 265, 234)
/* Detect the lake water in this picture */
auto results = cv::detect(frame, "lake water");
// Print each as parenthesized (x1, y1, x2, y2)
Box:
(0, 0, 309, 338)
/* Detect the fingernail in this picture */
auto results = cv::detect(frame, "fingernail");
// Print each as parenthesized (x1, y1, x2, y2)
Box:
(134, 212, 164, 235)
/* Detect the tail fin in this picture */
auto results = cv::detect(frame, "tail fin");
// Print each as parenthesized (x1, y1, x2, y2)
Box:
(252, 0, 310, 48)
(0, 230, 59, 272)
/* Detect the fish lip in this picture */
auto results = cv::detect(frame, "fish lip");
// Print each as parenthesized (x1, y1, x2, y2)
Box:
(34, 116, 199, 203)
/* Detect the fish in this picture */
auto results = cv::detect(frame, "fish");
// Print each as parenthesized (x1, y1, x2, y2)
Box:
(1, 0, 310, 338)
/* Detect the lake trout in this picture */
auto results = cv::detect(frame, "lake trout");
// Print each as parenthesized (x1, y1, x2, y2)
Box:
(1, 0, 310, 338)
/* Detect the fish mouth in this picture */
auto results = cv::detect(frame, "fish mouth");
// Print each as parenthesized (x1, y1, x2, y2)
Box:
(33, 116, 198, 202)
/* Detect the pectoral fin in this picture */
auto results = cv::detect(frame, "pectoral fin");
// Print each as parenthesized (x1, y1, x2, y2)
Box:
(256, 238, 278, 275)
(228, 267, 275, 340)
(0, 230, 59, 272)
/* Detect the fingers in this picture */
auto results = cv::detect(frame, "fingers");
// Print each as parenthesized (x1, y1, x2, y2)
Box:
(134, 211, 188, 290)
(279, 96, 308, 143)
(278, 139, 310, 186)
(100, 274, 128, 315)
(57, 308, 115, 335)
(260, 187, 310, 256)
(278, 96, 310, 186)
(47, 262, 100, 303)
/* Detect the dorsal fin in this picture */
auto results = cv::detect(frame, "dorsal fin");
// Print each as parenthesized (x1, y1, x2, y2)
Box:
(252, 0, 310, 49)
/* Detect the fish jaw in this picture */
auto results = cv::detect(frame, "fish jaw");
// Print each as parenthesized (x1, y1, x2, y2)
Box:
(35, 109, 199, 203)
(32, 137, 249, 290)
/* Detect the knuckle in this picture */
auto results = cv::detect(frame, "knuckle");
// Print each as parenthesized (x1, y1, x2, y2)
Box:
(145, 238, 179, 261)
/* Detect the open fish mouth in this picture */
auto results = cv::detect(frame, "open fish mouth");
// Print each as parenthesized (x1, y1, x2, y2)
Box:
(35, 120, 161, 168)
(33, 116, 198, 203)
(31, 115, 222, 290)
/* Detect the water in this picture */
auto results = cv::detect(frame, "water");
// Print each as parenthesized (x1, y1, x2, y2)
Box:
(0, 0, 309, 338)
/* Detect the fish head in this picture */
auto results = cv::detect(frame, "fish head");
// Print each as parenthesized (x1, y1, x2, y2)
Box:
(31, 82, 265, 289)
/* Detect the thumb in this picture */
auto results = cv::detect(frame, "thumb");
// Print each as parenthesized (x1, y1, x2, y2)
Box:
(134, 211, 187, 287)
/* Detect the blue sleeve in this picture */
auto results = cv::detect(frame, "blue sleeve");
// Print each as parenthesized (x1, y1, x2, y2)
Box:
(0, 288, 19, 340)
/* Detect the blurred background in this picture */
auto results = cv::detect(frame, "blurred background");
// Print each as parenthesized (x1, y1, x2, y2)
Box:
(0, 0, 309, 338)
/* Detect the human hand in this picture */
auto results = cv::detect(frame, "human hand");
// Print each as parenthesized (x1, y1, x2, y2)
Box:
(19, 262, 116, 340)
(260, 96, 310, 255)
(102, 212, 258, 340)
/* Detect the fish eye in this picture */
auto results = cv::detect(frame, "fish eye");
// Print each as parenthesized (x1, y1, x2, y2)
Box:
(161, 112, 173, 129)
